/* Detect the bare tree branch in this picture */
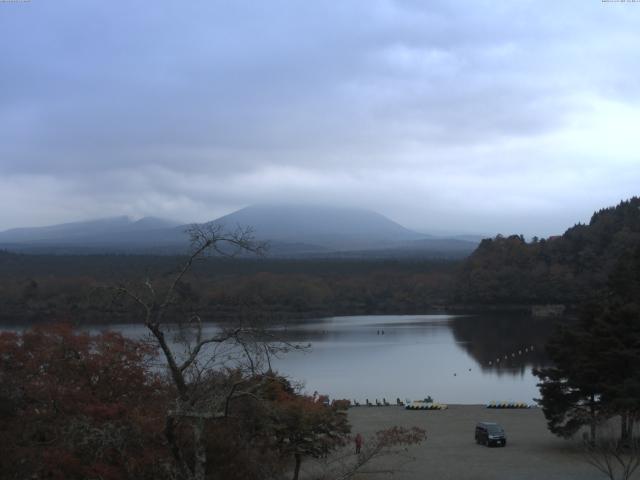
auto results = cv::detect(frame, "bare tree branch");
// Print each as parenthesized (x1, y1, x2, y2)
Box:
(583, 428, 640, 480)
(111, 222, 278, 480)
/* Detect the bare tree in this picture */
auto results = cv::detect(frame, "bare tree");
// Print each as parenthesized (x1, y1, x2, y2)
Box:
(307, 426, 426, 480)
(116, 223, 295, 480)
(583, 423, 640, 480)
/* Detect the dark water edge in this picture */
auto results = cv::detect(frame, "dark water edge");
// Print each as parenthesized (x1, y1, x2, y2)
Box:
(269, 314, 563, 404)
(1, 312, 568, 404)
(0, 303, 569, 327)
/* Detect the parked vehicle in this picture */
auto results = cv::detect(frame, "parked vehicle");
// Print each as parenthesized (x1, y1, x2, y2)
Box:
(475, 422, 507, 447)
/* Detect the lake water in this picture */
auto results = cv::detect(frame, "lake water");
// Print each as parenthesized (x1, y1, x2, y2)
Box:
(3, 314, 557, 404)
(269, 314, 555, 405)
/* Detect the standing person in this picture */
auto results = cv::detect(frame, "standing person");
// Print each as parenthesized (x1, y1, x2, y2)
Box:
(355, 433, 363, 454)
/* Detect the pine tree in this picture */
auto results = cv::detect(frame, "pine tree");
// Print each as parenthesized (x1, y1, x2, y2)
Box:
(535, 245, 640, 443)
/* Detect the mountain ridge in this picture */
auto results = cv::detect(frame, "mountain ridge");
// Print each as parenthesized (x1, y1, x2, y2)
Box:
(0, 205, 478, 257)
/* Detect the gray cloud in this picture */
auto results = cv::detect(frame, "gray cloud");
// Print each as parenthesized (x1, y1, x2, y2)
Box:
(1, 0, 639, 235)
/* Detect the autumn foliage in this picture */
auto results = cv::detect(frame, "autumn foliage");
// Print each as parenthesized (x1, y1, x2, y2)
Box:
(0, 325, 426, 479)
(0, 324, 169, 479)
(0, 326, 351, 480)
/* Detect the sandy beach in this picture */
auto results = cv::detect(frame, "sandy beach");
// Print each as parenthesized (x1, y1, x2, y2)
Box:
(343, 405, 612, 480)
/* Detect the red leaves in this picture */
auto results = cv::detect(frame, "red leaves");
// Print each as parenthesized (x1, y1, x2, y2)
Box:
(0, 326, 423, 479)
(82, 403, 126, 420)
(0, 324, 169, 479)
(42, 448, 85, 480)
(267, 382, 351, 461)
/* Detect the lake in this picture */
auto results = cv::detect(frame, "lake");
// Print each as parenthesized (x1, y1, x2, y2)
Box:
(267, 314, 555, 404)
(3, 313, 557, 404)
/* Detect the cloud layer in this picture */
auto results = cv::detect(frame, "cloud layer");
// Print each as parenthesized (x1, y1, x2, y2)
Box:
(1, 0, 639, 235)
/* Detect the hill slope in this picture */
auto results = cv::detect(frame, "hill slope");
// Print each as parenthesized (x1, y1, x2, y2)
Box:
(212, 204, 426, 250)
(0, 217, 180, 243)
(455, 197, 640, 305)
(0, 216, 183, 253)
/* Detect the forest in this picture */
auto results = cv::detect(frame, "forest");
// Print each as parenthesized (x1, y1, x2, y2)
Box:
(2, 197, 640, 325)
(0, 255, 457, 325)
(454, 197, 640, 307)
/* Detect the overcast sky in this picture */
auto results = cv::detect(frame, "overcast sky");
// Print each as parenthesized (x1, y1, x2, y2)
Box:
(1, 0, 639, 236)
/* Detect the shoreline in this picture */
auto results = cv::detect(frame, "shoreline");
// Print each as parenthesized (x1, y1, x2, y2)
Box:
(0, 307, 562, 327)
(344, 404, 602, 480)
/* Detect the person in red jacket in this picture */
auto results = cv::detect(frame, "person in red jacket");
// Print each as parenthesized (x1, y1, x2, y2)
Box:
(355, 433, 363, 454)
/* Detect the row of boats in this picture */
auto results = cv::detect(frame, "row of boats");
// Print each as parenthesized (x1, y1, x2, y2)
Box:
(406, 401, 448, 410)
(486, 401, 535, 409)
(348, 399, 536, 409)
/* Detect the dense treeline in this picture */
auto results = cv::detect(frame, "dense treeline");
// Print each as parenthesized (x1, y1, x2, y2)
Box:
(0, 254, 457, 324)
(455, 197, 640, 306)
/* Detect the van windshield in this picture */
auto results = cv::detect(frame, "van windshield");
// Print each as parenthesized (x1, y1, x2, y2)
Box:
(487, 426, 504, 434)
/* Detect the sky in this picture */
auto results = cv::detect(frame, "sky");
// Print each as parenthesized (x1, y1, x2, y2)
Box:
(1, 0, 639, 236)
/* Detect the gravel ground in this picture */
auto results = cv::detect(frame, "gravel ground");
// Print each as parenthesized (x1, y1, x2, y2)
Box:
(343, 405, 618, 480)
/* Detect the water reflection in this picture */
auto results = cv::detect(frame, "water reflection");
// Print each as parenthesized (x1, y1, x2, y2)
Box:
(268, 314, 559, 404)
(449, 314, 553, 377)
(1, 314, 562, 404)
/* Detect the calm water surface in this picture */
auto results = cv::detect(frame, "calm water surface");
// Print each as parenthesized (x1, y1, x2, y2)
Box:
(269, 314, 554, 404)
(4, 314, 557, 404)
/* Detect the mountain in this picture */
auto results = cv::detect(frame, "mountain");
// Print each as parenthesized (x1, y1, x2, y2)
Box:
(211, 204, 427, 250)
(0, 216, 182, 249)
(0, 205, 479, 257)
(126, 217, 180, 231)
(449, 234, 487, 243)
(0, 216, 132, 243)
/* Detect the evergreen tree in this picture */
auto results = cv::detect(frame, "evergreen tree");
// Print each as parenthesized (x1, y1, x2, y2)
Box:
(598, 247, 640, 443)
(534, 307, 606, 442)
(535, 245, 640, 443)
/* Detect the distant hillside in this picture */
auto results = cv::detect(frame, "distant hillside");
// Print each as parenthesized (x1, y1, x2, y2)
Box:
(0, 216, 180, 244)
(212, 204, 426, 249)
(455, 197, 640, 305)
(0, 205, 478, 258)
